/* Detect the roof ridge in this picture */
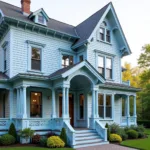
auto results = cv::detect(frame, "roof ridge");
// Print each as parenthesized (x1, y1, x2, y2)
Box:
(76, 2, 111, 27)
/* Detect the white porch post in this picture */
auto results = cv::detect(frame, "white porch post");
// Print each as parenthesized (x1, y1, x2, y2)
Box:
(92, 89, 96, 118)
(16, 88, 20, 118)
(62, 87, 66, 118)
(19, 88, 22, 117)
(52, 89, 56, 118)
(133, 95, 137, 125)
(112, 94, 115, 119)
(127, 95, 130, 126)
(22, 86, 27, 118)
(104, 94, 106, 119)
(65, 87, 69, 118)
(9, 89, 13, 119)
(95, 90, 99, 118)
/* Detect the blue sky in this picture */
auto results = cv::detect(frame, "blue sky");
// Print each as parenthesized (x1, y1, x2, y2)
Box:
(2, 0, 150, 67)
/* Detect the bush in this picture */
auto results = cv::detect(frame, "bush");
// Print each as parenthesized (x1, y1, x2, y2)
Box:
(109, 134, 122, 143)
(0, 134, 16, 146)
(130, 125, 145, 133)
(47, 136, 65, 148)
(40, 137, 47, 147)
(127, 130, 138, 139)
(138, 120, 150, 128)
(109, 123, 120, 134)
(138, 132, 145, 138)
(105, 123, 110, 141)
(60, 128, 67, 146)
(32, 134, 41, 144)
(116, 128, 128, 141)
(8, 123, 17, 140)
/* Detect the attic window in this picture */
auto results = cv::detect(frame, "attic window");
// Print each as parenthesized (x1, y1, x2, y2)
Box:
(38, 15, 44, 24)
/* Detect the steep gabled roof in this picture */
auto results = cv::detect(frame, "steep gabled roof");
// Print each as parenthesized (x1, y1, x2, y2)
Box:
(73, 3, 110, 48)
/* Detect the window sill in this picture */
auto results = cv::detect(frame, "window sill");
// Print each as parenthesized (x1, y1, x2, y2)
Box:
(27, 70, 44, 74)
(99, 118, 113, 121)
(106, 79, 115, 82)
(99, 40, 112, 46)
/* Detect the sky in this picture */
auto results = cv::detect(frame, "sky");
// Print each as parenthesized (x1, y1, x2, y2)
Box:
(2, 0, 150, 67)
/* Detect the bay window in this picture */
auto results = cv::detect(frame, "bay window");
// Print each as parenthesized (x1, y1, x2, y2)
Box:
(106, 95, 112, 118)
(98, 94, 104, 118)
(62, 55, 74, 68)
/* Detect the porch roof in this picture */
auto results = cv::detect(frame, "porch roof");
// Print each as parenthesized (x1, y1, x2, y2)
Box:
(49, 60, 105, 83)
(100, 82, 141, 92)
(0, 72, 9, 80)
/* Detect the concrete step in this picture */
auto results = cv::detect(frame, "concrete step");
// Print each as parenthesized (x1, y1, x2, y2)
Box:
(73, 141, 109, 149)
(75, 135, 101, 140)
(75, 132, 98, 137)
(76, 138, 103, 145)
(75, 130, 96, 134)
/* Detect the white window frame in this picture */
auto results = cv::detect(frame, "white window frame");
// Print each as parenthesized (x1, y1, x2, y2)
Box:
(2, 41, 8, 73)
(34, 13, 47, 26)
(27, 40, 45, 73)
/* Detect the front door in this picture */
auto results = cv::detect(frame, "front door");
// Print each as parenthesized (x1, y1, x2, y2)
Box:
(59, 94, 74, 127)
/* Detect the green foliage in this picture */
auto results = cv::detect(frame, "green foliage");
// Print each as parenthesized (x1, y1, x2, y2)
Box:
(47, 136, 65, 148)
(130, 125, 145, 132)
(19, 128, 34, 142)
(32, 134, 41, 144)
(8, 123, 17, 140)
(127, 130, 138, 139)
(0, 134, 16, 145)
(116, 128, 128, 141)
(105, 123, 110, 141)
(109, 123, 120, 134)
(39, 137, 47, 147)
(109, 134, 122, 143)
(60, 128, 67, 146)
(138, 120, 150, 128)
(138, 132, 145, 138)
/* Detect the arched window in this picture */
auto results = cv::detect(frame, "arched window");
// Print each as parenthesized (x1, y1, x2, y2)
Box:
(99, 21, 111, 43)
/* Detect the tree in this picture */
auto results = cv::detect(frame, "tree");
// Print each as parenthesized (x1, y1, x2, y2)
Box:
(8, 123, 17, 141)
(138, 44, 150, 120)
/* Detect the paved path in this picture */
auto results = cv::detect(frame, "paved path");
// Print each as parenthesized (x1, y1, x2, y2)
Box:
(77, 144, 137, 150)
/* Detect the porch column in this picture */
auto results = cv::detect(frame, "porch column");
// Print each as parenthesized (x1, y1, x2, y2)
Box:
(127, 95, 130, 126)
(112, 94, 115, 119)
(52, 89, 56, 118)
(22, 86, 27, 118)
(92, 89, 96, 118)
(104, 94, 106, 119)
(65, 87, 69, 118)
(16, 88, 20, 118)
(95, 90, 99, 118)
(19, 88, 22, 117)
(133, 95, 137, 125)
(9, 89, 13, 119)
(62, 87, 66, 118)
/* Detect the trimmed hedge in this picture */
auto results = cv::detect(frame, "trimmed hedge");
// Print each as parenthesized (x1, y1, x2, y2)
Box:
(138, 120, 150, 128)
(127, 130, 138, 139)
(0, 134, 16, 146)
(109, 134, 122, 143)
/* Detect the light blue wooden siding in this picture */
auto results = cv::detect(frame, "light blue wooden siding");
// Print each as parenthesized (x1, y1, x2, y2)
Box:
(0, 30, 11, 77)
(10, 27, 73, 78)
(87, 17, 121, 83)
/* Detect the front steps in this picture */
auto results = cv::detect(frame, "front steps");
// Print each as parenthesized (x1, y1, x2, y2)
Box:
(73, 129, 109, 148)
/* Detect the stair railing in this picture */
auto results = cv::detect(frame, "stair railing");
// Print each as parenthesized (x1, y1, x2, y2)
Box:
(63, 121, 76, 147)
(95, 120, 107, 142)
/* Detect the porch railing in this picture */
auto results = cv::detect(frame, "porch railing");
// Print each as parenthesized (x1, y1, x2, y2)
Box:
(0, 118, 10, 130)
(95, 120, 107, 142)
(121, 116, 136, 125)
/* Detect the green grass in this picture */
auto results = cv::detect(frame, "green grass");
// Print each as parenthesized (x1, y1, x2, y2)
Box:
(121, 129, 150, 150)
(0, 147, 73, 150)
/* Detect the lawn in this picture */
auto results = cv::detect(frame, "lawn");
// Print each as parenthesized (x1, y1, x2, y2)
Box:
(121, 129, 150, 150)
(0, 147, 73, 150)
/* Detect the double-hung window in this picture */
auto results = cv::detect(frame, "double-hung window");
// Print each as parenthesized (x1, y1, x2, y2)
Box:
(100, 28, 105, 41)
(4, 48, 7, 71)
(98, 94, 104, 118)
(106, 58, 112, 79)
(38, 15, 44, 24)
(31, 47, 41, 71)
(106, 95, 112, 118)
(62, 55, 74, 68)
(98, 56, 104, 77)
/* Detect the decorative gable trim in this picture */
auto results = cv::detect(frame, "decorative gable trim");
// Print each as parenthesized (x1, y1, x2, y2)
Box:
(26, 40, 46, 48)
(94, 49, 116, 57)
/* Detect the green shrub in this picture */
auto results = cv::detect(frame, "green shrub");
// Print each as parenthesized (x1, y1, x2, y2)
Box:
(47, 136, 65, 148)
(137, 120, 150, 128)
(109, 123, 120, 134)
(138, 132, 145, 138)
(0, 134, 16, 146)
(105, 123, 110, 141)
(32, 134, 41, 144)
(60, 128, 67, 146)
(124, 126, 130, 133)
(109, 134, 122, 143)
(127, 129, 138, 139)
(130, 125, 145, 133)
(8, 123, 17, 140)
(40, 137, 47, 147)
(116, 128, 128, 141)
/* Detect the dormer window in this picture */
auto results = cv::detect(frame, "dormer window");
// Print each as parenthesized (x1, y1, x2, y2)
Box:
(38, 15, 44, 24)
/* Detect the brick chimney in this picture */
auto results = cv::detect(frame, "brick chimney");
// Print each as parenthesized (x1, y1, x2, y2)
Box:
(21, 0, 31, 15)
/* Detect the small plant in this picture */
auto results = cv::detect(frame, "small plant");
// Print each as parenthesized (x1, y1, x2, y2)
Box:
(40, 137, 47, 147)
(8, 123, 17, 141)
(0, 134, 16, 146)
(32, 134, 41, 144)
(138, 132, 145, 138)
(109, 134, 122, 143)
(109, 123, 120, 134)
(116, 128, 128, 141)
(127, 129, 138, 139)
(60, 128, 67, 146)
(47, 136, 65, 148)
(105, 123, 110, 141)
(19, 128, 34, 144)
